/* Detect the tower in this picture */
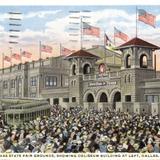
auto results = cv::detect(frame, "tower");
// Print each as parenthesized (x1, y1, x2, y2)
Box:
(118, 37, 159, 102)
(66, 50, 99, 107)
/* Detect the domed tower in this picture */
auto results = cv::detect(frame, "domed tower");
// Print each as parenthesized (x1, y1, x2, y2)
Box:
(66, 50, 99, 107)
(117, 37, 160, 102)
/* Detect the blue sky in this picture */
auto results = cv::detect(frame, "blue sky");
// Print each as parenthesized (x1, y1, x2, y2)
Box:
(0, 5, 160, 64)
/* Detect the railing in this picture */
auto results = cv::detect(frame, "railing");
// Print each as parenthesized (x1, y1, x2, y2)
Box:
(83, 72, 120, 81)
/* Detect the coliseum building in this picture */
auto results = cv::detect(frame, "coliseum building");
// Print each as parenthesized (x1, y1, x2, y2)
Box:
(1, 37, 160, 124)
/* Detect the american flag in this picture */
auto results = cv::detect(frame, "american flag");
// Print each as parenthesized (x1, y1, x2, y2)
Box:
(61, 47, 73, 56)
(22, 51, 32, 58)
(138, 9, 156, 28)
(114, 27, 129, 42)
(41, 44, 52, 53)
(4, 56, 11, 62)
(11, 53, 21, 60)
(83, 22, 100, 37)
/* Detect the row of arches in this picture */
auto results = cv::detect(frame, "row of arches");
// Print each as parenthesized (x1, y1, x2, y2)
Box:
(125, 54, 148, 68)
(86, 91, 121, 103)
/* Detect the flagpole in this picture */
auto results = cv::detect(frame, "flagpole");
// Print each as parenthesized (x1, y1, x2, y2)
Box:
(103, 30, 106, 64)
(9, 47, 12, 67)
(20, 48, 22, 64)
(2, 53, 4, 74)
(114, 27, 116, 46)
(60, 43, 62, 56)
(154, 54, 157, 78)
(2, 53, 4, 99)
(80, 17, 83, 49)
(39, 41, 42, 67)
(136, 6, 138, 37)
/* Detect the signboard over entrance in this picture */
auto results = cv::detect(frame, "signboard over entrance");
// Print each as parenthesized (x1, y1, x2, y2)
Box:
(88, 81, 117, 87)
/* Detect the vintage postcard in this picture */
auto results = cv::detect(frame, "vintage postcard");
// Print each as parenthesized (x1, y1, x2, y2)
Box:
(0, 1, 159, 159)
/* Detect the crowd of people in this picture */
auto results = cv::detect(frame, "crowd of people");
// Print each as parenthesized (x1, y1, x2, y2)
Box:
(0, 106, 159, 153)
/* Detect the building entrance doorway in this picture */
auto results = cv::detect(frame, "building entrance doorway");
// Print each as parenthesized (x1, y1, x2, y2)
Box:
(113, 92, 121, 109)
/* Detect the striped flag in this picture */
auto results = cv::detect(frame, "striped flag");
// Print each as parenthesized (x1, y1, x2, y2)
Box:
(41, 44, 52, 53)
(138, 9, 156, 28)
(83, 22, 100, 37)
(4, 56, 11, 62)
(22, 51, 32, 58)
(61, 47, 73, 56)
(114, 27, 129, 42)
(11, 53, 21, 60)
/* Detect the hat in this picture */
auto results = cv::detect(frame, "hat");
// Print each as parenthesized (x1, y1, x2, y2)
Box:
(117, 144, 123, 152)
(133, 143, 139, 150)
(140, 147, 148, 153)
(107, 144, 114, 152)
(5, 149, 12, 153)
(83, 147, 90, 153)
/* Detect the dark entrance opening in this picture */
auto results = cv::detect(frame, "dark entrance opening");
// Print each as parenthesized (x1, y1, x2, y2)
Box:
(125, 95, 131, 102)
(87, 93, 94, 102)
(53, 98, 59, 105)
(99, 93, 108, 102)
(113, 92, 121, 109)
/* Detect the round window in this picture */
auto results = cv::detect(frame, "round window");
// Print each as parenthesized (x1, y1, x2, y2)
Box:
(99, 63, 106, 74)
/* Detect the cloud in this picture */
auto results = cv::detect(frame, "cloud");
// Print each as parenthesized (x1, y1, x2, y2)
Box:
(0, 13, 9, 21)
(23, 10, 61, 19)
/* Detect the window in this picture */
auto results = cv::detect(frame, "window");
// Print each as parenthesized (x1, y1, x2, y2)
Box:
(72, 97, 76, 102)
(64, 77, 69, 86)
(63, 98, 69, 102)
(125, 95, 131, 102)
(146, 95, 159, 103)
(72, 64, 76, 75)
(11, 79, 16, 88)
(45, 76, 57, 87)
(3, 81, 8, 89)
(83, 64, 91, 74)
(124, 75, 127, 83)
(140, 54, 147, 68)
(126, 55, 131, 68)
(30, 76, 37, 86)
(128, 74, 131, 83)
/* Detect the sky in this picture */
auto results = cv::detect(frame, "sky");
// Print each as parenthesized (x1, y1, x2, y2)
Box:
(0, 5, 160, 69)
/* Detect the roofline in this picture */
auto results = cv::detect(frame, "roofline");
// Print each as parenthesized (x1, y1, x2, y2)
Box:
(65, 55, 100, 60)
(116, 44, 160, 50)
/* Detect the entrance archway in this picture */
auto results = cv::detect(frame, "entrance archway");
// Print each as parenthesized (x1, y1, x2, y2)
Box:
(99, 92, 108, 102)
(87, 93, 94, 102)
(113, 91, 121, 110)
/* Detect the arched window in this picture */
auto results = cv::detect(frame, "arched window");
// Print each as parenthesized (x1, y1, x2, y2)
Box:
(126, 55, 131, 68)
(83, 64, 91, 74)
(140, 54, 148, 68)
(124, 75, 127, 83)
(72, 64, 76, 75)
(99, 93, 108, 102)
(128, 74, 131, 83)
(87, 93, 94, 102)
